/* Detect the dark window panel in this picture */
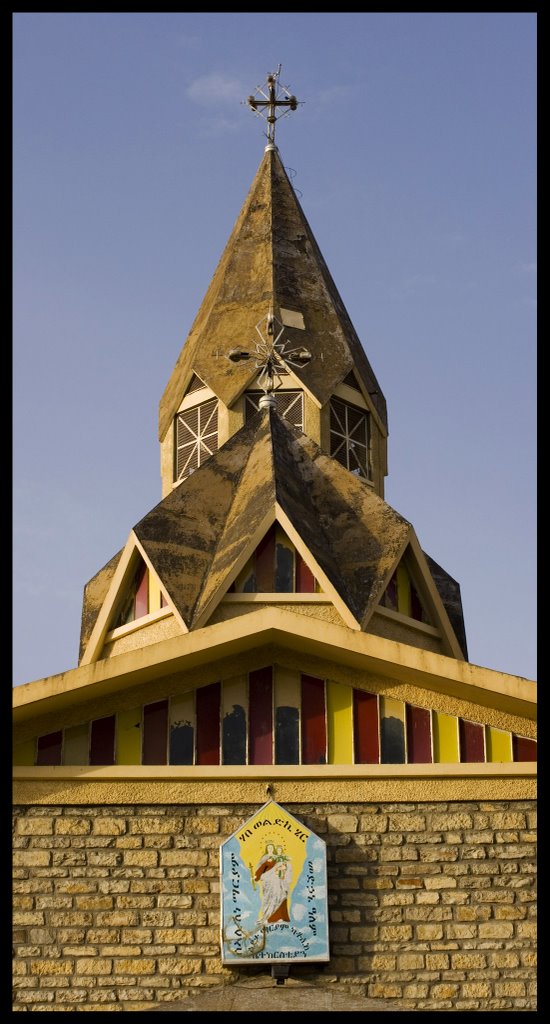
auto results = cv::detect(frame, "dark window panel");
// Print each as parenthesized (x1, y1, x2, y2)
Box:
(142, 700, 168, 765)
(222, 704, 247, 765)
(196, 682, 221, 765)
(459, 719, 485, 763)
(255, 525, 276, 592)
(275, 707, 299, 764)
(380, 716, 405, 764)
(296, 552, 316, 593)
(169, 724, 194, 765)
(301, 674, 326, 764)
(249, 667, 273, 765)
(353, 690, 379, 764)
(406, 705, 432, 763)
(36, 731, 63, 766)
(90, 716, 115, 766)
(513, 735, 537, 762)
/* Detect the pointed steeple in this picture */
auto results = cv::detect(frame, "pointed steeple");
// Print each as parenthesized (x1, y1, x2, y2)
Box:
(158, 146, 387, 441)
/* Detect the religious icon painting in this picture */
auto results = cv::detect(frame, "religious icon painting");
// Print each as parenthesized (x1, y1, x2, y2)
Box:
(220, 800, 330, 964)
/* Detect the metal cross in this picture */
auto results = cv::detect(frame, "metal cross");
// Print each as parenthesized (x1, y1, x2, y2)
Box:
(247, 65, 300, 145)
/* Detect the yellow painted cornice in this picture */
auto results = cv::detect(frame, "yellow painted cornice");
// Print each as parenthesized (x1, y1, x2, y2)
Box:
(12, 763, 537, 806)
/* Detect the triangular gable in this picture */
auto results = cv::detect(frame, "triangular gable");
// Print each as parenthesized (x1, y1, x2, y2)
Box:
(227, 521, 322, 594)
(368, 535, 465, 660)
(378, 552, 433, 625)
(194, 510, 360, 632)
(80, 532, 185, 666)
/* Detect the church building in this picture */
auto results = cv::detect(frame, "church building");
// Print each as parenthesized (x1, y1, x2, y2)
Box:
(13, 70, 536, 1012)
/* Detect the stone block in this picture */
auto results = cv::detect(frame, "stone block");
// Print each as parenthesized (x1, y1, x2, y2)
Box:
(130, 817, 183, 835)
(113, 959, 156, 975)
(75, 958, 113, 975)
(55, 818, 91, 835)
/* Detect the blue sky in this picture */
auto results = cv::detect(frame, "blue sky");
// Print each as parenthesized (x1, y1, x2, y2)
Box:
(13, 12, 536, 685)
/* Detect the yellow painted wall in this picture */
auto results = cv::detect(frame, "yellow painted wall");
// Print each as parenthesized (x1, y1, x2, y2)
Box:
(222, 676, 248, 719)
(274, 666, 301, 711)
(486, 726, 513, 763)
(13, 739, 35, 766)
(433, 711, 459, 763)
(115, 707, 142, 765)
(64, 723, 89, 765)
(327, 679, 353, 764)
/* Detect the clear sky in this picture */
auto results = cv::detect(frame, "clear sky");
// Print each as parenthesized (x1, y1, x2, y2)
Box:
(13, 12, 536, 686)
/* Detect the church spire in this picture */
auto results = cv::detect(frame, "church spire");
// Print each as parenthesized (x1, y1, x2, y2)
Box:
(158, 148, 387, 434)
(158, 68, 388, 500)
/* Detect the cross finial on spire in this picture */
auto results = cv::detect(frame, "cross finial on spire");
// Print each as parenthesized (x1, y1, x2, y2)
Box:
(246, 65, 300, 149)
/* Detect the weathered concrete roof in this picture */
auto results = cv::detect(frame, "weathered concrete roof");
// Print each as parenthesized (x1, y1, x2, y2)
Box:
(79, 549, 123, 662)
(424, 552, 469, 661)
(78, 410, 468, 659)
(136, 409, 411, 631)
(158, 147, 387, 441)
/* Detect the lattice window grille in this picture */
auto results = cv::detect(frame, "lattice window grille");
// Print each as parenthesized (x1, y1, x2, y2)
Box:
(185, 373, 207, 395)
(330, 397, 370, 479)
(245, 390, 303, 429)
(343, 370, 361, 391)
(175, 398, 219, 481)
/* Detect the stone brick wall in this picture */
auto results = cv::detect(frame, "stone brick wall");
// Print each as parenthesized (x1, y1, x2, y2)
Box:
(12, 801, 536, 1011)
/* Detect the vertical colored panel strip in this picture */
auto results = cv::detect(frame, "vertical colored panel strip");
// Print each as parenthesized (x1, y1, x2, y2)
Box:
(406, 705, 432, 763)
(513, 736, 537, 762)
(327, 680, 353, 764)
(64, 723, 90, 765)
(249, 667, 273, 765)
(135, 563, 149, 619)
(353, 690, 379, 764)
(222, 676, 247, 765)
(116, 708, 142, 765)
(410, 584, 424, 622)
(89, 716, 115, 766)
(296, 552, 315, 593)
(459, 720, 485, 763)
(486, 726, 513, 763)
(433, 712, 459, 763)
(396, 563, 411, 617)
(13, 740, 37, 766)
(380, 696, 405, 763)
(142, 700, 168, 765)
(196, 682, 221, 765)
(170, 692, 195, 765)
(148, 568, 162, 614)
(275, 526, 295, 592)
(301, 674, 327, 765)
(255, 525, 276, 592)
(274, 667, 300, 765)
(37, 732, 63, 766)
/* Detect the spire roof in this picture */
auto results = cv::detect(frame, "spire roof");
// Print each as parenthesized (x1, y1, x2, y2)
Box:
(158, 147, 387, 440)
(79, 409, 466, 662)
